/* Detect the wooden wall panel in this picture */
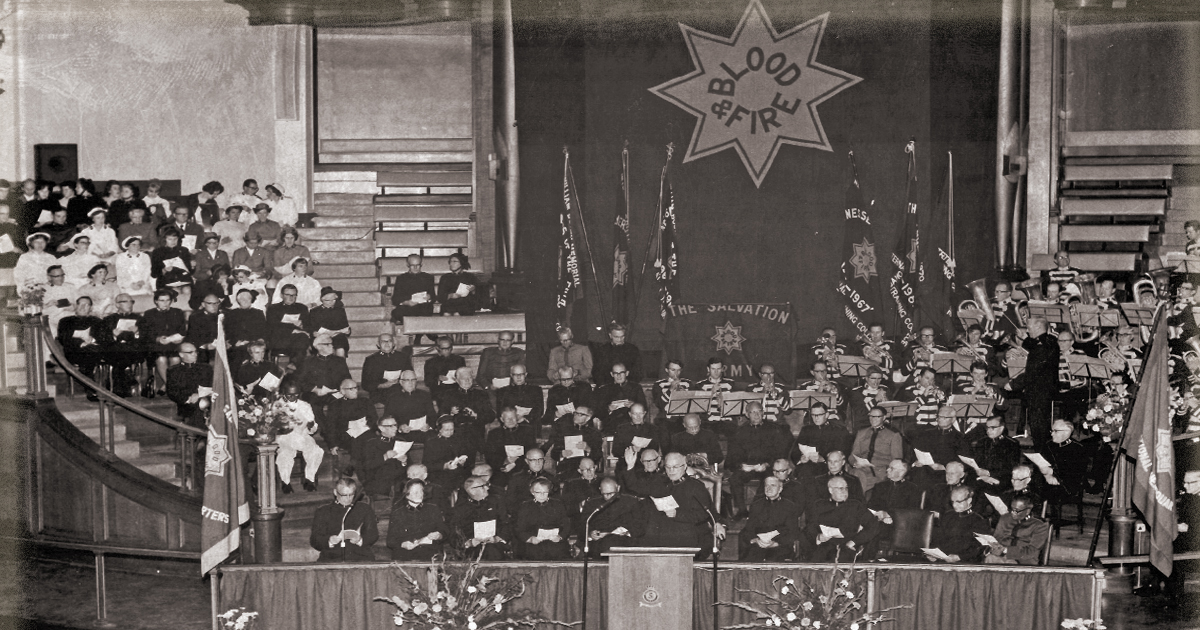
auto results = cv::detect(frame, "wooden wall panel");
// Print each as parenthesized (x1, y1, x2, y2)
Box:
(35, 441, 95, 541)
(103, 488, 170, 549)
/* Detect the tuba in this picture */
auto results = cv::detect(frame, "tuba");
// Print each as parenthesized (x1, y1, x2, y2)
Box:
(960, 278, 996, 327)
(1018, 278, 1044, 301)
(1075, 273, 1098, 305)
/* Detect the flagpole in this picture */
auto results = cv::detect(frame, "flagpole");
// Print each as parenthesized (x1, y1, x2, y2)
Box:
(565, 146, 611, 328)
(629, 143, 673, 339)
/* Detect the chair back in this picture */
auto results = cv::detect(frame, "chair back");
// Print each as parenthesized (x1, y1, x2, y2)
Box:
(889, 508, 935, 555)
(1039, 520, 1054, 565)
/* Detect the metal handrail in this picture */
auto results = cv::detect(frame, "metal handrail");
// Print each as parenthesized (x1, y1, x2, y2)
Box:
(34, 316, 205, 437)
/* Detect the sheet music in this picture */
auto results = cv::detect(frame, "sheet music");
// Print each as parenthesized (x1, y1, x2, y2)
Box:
(651, 495, 680, 512)
(515, 406, 532, 417)
(258, 371, 281, 392)
(796, 444, 819, 459)
(181, 235, 197, 250)
(492, 377, 511, 389)
(346, 418, 369, 438)
(455, 283, 471, 297)
(382, 370, 403, 381)
(958, 455, 981, 471)
(72, 329, 91, 340)
(390, 441, 414, 457)
(757, 530, 780, 543)
(115, 318, 137, 333)
(473, 520, 496, 540)
(922, 547, 953, 561)
(407, 416, 428, 431)
(1023, 452, 1054, 476)
(411, 292, 430, 304)
(974, 533, 1000, 546)
(819, 525, 844, 539)
(280, 313, 301, 325)
(631, 436, 652, 449)
(504, 444, 525, 458)
(852, 455, 874, 468)
(563, 435, 586, 458)
(555, 402, 576, 417)
(536, 528, 559, 541)
(985, 493, 1008, 515)
(914, 449, 936, 467)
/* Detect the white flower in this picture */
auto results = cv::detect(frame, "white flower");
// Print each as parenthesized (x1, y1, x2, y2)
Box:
(495, 604, 503, 612)
(850, 624, 860, 630)
(468, 624, 477, 630)
(431, 604, 442, 613)
(781, 585, 789, 594)
(786, 612, 797, 621)
(801, 618, 811, 627)
(839, 580, 849, 588)
(813, 622, 822, 629)
(802, 601, 813, 611)
(394, 615, 404, 626)
(467, 586, 477, 593)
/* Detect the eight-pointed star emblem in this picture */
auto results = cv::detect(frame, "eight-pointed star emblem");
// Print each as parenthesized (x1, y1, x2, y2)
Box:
(712, 321, 746, 355)
(650, 0, 862, 187)
(206, 426, 231, 477)
(850, 238, 877, 282)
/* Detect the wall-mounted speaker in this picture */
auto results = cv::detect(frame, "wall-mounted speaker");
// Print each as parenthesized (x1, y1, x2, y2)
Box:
(34, 144, 78, 183)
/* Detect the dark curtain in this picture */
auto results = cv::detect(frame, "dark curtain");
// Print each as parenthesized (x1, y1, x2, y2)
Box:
(693, 566, 837, 630)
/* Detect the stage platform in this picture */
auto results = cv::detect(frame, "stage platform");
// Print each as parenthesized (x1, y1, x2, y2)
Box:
(216, 560, 1104, 630)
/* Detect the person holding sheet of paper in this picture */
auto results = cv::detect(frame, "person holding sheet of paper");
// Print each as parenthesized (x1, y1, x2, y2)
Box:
(727, 402, 791, 519)
(866, 460, 923, 528)
(452, 474, 512, 560)
(476, 331, 526, 389)
(162, 202, 207, 246)
(971, 417, 1021, 486)
(999, 465, 1044, 519)
(543, 366, 593, 426)
(297, 333, 351, 423)
(272, 257, 320, 309)
(1038, 420, 1090, 514)
(791, 402, 852, 479)
(592, 323, 642, 386)
(311, 478, 379, 562)
(495, 364, 544, 424)
(548, 406, 604, 480)
(231, 232, 271, 283)
(803, 451, 865, 509)
(423, 417, 474, 491)
(738, 475, 801, 562)
(484, 408, 539, 485)
(547, 327, 593, 383)
(614, 403, 669, 473)
(984, 494, 1050, 565)
(305, 286, 351, 356)
(909, 405, 972, 489)
(437, 368, 496, 448)
(77, 263, 118, 318)
(323, 380, 374, 475)
(436, 252, 479, 315)
(850, 406, 905, 493)
(423, 337, 466, 396)
(141, 288, 187, 398)
(183, 292, 222, 363)
(360, 334, 414, 404)
(579, 477, 646, 558)
(594, 362, 647, 432)
(57, 296, 106, 399)
(669, 413, 724, 470)
(925, 486, 991, 563)
(41, 265, 78, 340)
(358, 416, 410, 496)
(149, 228, 193, 292)
(266, 284, 312, 367)
(166, 343, 213, 428)
(101, 294, 144, 397)
(640, 452, 726, 561)
(234, 341, 282, 399)
(60, 233, 102, 289)
(925, 461, 988, 518)
(504, 448, 559, 515)
(389, 254, 436, 336)
(516, 479, 572, 560)
(797, 476, 878, 563)
(224, 289, 270, 366)
(561, 458, 602, 531)
(383, 370, 436, 443)
(274, 382, 326, 494)
(387, 479, 449, 561)
(115, 236, 154, 301)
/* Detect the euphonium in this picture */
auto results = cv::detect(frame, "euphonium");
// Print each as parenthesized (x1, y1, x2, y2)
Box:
(1076, 273, 1098, 305)
(1018, 278, 1044, 301)
(965, 278, 996, 326)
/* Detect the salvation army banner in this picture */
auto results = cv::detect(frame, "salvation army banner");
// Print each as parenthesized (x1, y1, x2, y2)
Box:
(664, 303, 795, 383)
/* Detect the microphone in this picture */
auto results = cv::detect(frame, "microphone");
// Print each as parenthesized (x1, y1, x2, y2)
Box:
(705, 508, 722, 552)
(583, 496, 618, 554)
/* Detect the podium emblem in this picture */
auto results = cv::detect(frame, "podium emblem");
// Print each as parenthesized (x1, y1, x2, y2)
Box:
(639, 586, 663, 608)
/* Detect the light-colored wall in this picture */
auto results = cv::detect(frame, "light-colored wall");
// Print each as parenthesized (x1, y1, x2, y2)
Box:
(8, 0, 310, 207)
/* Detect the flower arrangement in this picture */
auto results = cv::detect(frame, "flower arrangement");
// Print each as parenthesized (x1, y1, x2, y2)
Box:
(1061, 618, 1106, 630)
(375, 553, 578, 630)
(237, 393, 289, 443)
(1084, 394, 1130, 443)
(717, 561, 908, 630)
(217, 607, 258, 630)
(18, 282, 46, 314)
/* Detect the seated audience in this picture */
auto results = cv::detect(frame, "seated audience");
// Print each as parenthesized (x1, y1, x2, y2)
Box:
(389, 254, 436, 338)
(484, 408, 539, 486)
(422, 337, 466, 397)
(306, 287, 351, 356)
(141, 288, 187, 398)
(102, 294, 144, 397)
(424, 417, 474, 491)
(58, 296, 105, 399)
(166, 342, 213, 428)
(613, 403, 668, 472)
(726, 402, 791, 518)
(150, 229, 193, 292)
(791, 402, 852, 478)
(543, 366, 593, 427)
(593, 361, 647, 432)
(383, 370, 436, 443)
(272, 257, 320, 308)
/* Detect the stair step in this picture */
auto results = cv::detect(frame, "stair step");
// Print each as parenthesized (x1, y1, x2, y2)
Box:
(345, 320, 393, 337)
(306, 239, 375, 252)
(312, 181, 381, 195)
(375, 206, 473, 223)
(376, 230, 468, 249)
(313, 250, 377, 264)
(80, 423, 129, 443)
(298, 227, 373, 241)
(313, 171, 376, 182)
(315, 193, 375, 205)
(312, 204, 376, 217)
(312, 215, 374, 228)
(348, 336, 383, 351)
(338, 292, 384, 307)
(377, 170, 474, 187)
(304, 277, 381, 292)
(344, 305, 389, 320)
(312, 263, 378, 279)
(374, 193, 473, 206)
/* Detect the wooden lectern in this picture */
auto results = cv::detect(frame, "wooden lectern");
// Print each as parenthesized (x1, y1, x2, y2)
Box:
(604, 547, 697, 630)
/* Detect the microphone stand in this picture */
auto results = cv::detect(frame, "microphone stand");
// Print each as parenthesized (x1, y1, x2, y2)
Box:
(581, 497, 616, 630)
(706, 508, 721, 630)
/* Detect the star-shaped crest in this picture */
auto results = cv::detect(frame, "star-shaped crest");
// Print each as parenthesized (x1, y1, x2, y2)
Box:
(712, 321, 746, 355)
(205, 426, 231, 477)
(650, 1, 862, 187)
(850, 238, 877, 282)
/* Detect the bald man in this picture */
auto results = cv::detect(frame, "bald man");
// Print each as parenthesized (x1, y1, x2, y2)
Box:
(390, 254, 436, 339)
(515, 479, 572, 560)
(593, 361, 648, 432)
(669, 413, 724, 468)
(165, 342, 213, 428)
(494, 363, 545, 423)
(727, 402, 791, 517)
(561, 457, 603, 533)
(504, 448, 559, 517)
(384, 370, 436, 443)
(580, 476, 646, 558)
(547, 406, 604, 480)
(361, 333, 414, 403)
(797, 475, 879, 563)
(640, 452, 726, 560)
(324, 380, 375, 474)
(739, 475, 801, 561)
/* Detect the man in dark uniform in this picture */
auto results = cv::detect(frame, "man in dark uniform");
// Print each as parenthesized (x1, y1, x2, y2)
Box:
(484, 407, 540, 488)
(542, 367, 593, 427)
(727, 402, 791, 518)
(866, 459, 924, 546)
(580, 477, 646, 558)
(925, 461, 987, 517)
(515, 479, 572, 560)
(592, 323, 642, 386)
(925, 485, 991, 564)
(797, 476, 879, 563)
(437, 367, 495, 454)
(360, 333, 413, 405)
(166, 342, 213, 428)
(504, 448, 558, 516)
(384, 370, 436, 444)
(972, 417, 1022, 487)
(309, 478, 379, 562)
(738, 475, 801, 561)
(265, 284, 310, 367)
(358, 417, 410, 497)
(669, 413, 724, 468)
(184, 293, 222, 363)
(1005, 317, 1060, 448)
(909, 405, 972, 489)
(1000, 465, 1045, 518)
(1039, 419, 1090, 522)
(235, 341, 283, 399)
(390, 254, 437, 342)
(423, 417, 474, 491)
(653, 359, 693, 435)
(452, 475, 512, 560)
(475, 331, 526, 389)
(792, 402, 853, 478)
(296, 334, 351, 431)
(387, 479, 449, 561)
(561, 457, 602, 534)
(406, 464, 452, 513)
(495, 363, 544, 425)
(846, 367, 892, 433)
(58, 296, 105, 399)
(805, 451, 865, 508)
(101, 293, 144, 398)
(547, 406, 604, 481)
(324, 379, 374, 476)
(614, 403, 669, 472)
(621, 448, 669, 499)
(769, 459, 808, 507)
(640, 452, 726, 560)
(593, 362, 647, 433)
(422, 337, 465, 397)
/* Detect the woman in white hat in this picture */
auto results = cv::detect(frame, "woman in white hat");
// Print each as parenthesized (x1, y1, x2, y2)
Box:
(14, 232, 57, 293)
(81, 207, 119, 261)
(115, 235, 153, 302)
(78, 263, 119, 316)
(263, 183, 299, 227)
(61, 233, 102, 289)
(230, 265, 268, 311)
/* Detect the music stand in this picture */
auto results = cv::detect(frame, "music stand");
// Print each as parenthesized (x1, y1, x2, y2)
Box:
(1119, 303, 1156, 327)
(790, 390, 835, 410)
(666, 391, 711, 416)
(1007, 350, 1028, 379)
(945, 394, 996, 419)
(932, 352, 974, 375)
(958, 307, 985, 328)
(1072, 304, 1120, 328)
(1167, 256, 1200, 273)
(1067, 355, 1111, 381)
(838, 355, 879, 378)
(721, 392, 764, 418)
(1027, 302, 1071, 325)
(876, 401, 919, 418)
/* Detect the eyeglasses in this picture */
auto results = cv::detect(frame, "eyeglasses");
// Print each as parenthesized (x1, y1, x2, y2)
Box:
(1012, 475, 1031, 482)
(760, 371, 774, 376)
(772, 468, 790, 474)
(641, 456, 660, 464)
(665, 464, 687, 471)
(379, 424, 398, 429)
(559, 377, 574, 382)
(203, 301, 221, 306)
(469, 484, 490, 490)
(612, 370, 627, 376)
(526, 457, 545, 463)
(179, 350, 197, 355)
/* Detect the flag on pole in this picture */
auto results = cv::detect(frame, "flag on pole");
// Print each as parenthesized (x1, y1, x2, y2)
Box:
(1121, 309, 1176, 576)
(920, 152, 957, 335)
(837, 152, 885, 338)
(612, 143, 632, 325)
(653, 145, 680, 319)
(201, 316, 250, 575)
(888, 140, 920, 345)
(556, 149, 583, 323)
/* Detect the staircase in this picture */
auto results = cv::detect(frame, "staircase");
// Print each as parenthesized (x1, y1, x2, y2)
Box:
(1157, 168, 1199, 267)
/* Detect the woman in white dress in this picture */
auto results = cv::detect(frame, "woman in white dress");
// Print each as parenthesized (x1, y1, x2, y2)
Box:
(263, 183, 300, 227)
(213, 206, 248, 257)
(60, 233, 101, 289)
(14, 232, 58, 294)
(82, 208, 119, 263)
(115, 236, 154, 305)
(77, 263, 119, 316)
(271, 257, 321, 308)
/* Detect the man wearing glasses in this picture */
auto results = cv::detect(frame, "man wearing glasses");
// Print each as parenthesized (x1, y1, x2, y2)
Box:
(360, 333, 413, 405)
(846, 366, 891, 433)
(793, 402, 852, 479)
(296, 333, 351, 432)
(641, 452, 726, 560)
(324, 380, 374, 476)
(424, 418, 474, 491)
(594, 362, 647, 433)
(797, 476, 878, 563)
(1000, 465, 1044, 515)
(382, 370, 435, 444)
(165, 342, 212, 428)
(310, 478, 378, 563)
(542, 367, 594, 427)
(437, 367, 495, 453)
(265, 284, 310, 368)
(184, 293, 223, 364)
(101, 293, 143, 398)
(515, 479, 572, 560)
(422, 337, 465, 395)
(866, 460, 923, 526)
(985, 495, 1049, 565)
(503, 448, 558, 516)
(549, 406, 604, 481)
(580, 477, 645, 558)
(359, 416, 408, 497)
(495, 364, 544, 424)
(727, 402, 791, 519)
(484, 408, 539, 487)
(796, 360, 845, 425)
(43, 265, 78, 339)
(476, 331, 526, 389)
(592, 323, 642, 386)
(738, 475, 801, 562)
(621, 448, 669, 499)
(614, 403, 669, 473)
(1038, 420, 1089, 518)
(747, 363, 792, 425)
(451, 474, 512, 560)
(970, 417, 1021, 487)
(849, 406, 904, 493)
(925, 486, 991, 563)
(561, 457, 602, 532)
